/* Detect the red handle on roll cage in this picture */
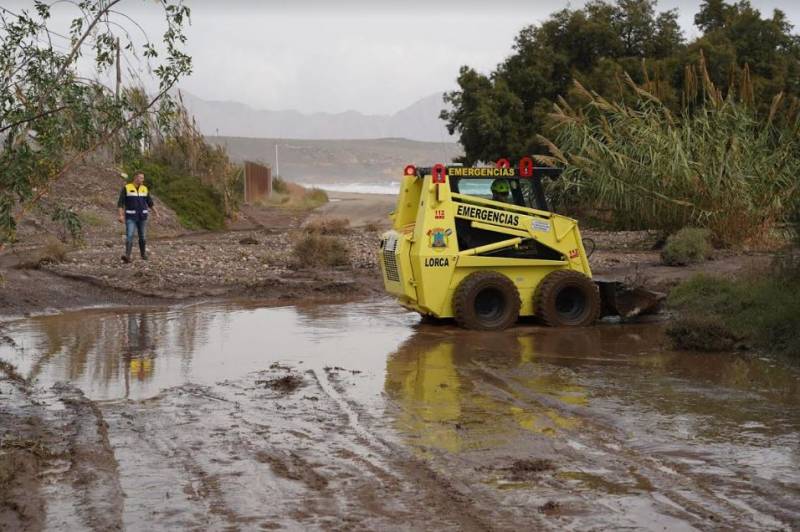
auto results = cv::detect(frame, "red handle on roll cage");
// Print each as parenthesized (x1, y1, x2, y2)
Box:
(496, 158, 510, 169)
(519, 156, 533, 177)
(431, 163, 447, 183)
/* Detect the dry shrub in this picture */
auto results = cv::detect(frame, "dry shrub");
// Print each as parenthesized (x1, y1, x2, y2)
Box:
(364, 220, 383, 232)
(269, 181, 328, 210)
(305, 216, 350, 234)
(42, 239, 67, 263)
(661, 228, 712, 266)
(292, 233, 349, 268)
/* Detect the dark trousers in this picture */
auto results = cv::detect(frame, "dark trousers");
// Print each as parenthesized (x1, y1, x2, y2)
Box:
(125, 218, 147, 257)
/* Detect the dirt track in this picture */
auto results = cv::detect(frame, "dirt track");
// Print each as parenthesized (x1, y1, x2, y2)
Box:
(0, 195, 384, 317)
(0, 192, 773, 318)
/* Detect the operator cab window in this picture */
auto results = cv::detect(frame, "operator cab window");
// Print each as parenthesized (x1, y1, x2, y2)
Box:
(448, 175, 560, 260)
(450, 177, 535, 209)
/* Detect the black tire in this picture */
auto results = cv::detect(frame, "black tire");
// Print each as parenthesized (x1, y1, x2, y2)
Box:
(534, 270, 601, 327)
(453, 272, 521, 330)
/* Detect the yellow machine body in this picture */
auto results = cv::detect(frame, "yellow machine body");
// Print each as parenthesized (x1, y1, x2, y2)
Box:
(379, 167, 592, 319)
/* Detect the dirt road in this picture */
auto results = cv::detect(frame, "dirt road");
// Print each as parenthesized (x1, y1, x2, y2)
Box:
(2, 299, 798, 530)
(308, 191, 396, 229)
(1, 193, 772, 318)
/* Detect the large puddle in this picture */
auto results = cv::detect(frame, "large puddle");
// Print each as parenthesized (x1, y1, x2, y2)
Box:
(1, 299, 416, 401)
(2, 298, 799, 528)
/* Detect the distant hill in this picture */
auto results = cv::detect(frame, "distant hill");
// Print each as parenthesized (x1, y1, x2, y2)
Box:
(207, 136, 462, 182)
(182, 92, 456, 143)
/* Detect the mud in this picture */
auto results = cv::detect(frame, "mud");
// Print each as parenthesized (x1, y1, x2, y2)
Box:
(1, 298, 799, 530)
(256, 373, 305, 393)
(502, 459, 555, 481)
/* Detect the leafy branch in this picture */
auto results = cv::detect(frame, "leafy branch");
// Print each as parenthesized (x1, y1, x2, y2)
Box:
(0, 0, 193, 246)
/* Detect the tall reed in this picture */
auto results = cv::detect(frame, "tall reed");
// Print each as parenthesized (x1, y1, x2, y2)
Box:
(537, 57, 800, 245)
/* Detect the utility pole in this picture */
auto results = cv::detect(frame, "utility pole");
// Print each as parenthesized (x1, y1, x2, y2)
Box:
(115, 37, 121, 100)
(243, 162, 248, 205)
(115, 37, 121, 158)
(275, 143, 280, 178)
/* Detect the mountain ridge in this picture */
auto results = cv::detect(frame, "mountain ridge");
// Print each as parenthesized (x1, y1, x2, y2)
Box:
(179, 91, 455, 142)
(206, 136, 462, 182)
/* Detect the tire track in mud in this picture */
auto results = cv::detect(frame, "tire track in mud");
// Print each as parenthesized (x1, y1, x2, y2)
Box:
(102, 385, 248, 530)
(466, 363, 798, 530)
(0, 378, 48, 532)
(1, 380, 124, 532)
(56, 384, 125, 531)
(313, 364, 533, 531)
(99, 368, 495, 530)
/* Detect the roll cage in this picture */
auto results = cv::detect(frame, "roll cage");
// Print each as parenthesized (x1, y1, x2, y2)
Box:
(413, 166, 562, 211)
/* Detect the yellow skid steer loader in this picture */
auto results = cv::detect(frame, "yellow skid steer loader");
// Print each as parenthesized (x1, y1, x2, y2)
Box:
(378, 160, 663, 330)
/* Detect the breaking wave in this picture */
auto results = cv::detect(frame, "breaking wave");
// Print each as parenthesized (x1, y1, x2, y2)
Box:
(300, 181, 400, 195)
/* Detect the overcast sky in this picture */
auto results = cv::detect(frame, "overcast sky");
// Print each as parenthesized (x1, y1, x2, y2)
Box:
(9, 0, 800, 115)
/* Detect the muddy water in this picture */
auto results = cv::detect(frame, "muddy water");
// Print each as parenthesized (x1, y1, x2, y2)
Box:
(2, 299, 799, 530)
(1, 300, 415, 400)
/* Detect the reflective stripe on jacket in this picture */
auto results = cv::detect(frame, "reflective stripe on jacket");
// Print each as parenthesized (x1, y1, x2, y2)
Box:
(118, 183, 153, 221)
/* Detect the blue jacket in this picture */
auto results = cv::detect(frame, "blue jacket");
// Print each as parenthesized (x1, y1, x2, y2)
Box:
(117, 183, 154, 221)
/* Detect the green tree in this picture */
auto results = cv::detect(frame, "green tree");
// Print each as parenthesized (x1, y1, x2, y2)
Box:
(651, 10, 683, 58)
(684, 2, 800, 113)
(441, 0, 684, 164)
(694, 0, 734, 33)
(443, 0, 800, 166)
(0, 1, 192, 245)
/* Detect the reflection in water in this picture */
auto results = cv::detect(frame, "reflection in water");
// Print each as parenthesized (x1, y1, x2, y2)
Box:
(384, 331, 589, 454)
(122, 313, 157, 398)
(0, 300, 415, 401)
(3, 305, 218, 400)
(384, 324, 800, 457)
(1, 300, 798, 460)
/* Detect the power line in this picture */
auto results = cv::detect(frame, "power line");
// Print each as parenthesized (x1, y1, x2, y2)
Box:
(0, 6, 94, 51)
(1, 5, 153, 90)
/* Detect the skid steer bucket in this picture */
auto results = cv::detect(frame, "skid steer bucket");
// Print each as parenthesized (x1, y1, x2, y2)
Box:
(595, 280, 666, 319)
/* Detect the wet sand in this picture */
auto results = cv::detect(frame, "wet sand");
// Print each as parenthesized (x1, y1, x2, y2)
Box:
(2, 299, 798, 530)
(309, 190, 396, 228)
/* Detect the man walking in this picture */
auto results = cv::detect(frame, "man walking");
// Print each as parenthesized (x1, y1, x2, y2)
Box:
(117, 171, 158, 263)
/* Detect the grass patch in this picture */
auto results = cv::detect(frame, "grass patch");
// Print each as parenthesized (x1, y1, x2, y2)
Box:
(307, 187, 328, 205)
(667, 273, 800, 356)
(661, 228, 712, 266)
(305, 216, 350, 234)
(292, 233, 349, 268)
(266, 180, 328, 211)
(272, 176, 289, 194)
(79, 210, 106, 228)
(128, 161, 226, 230)
(666, 315, 741, 351)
